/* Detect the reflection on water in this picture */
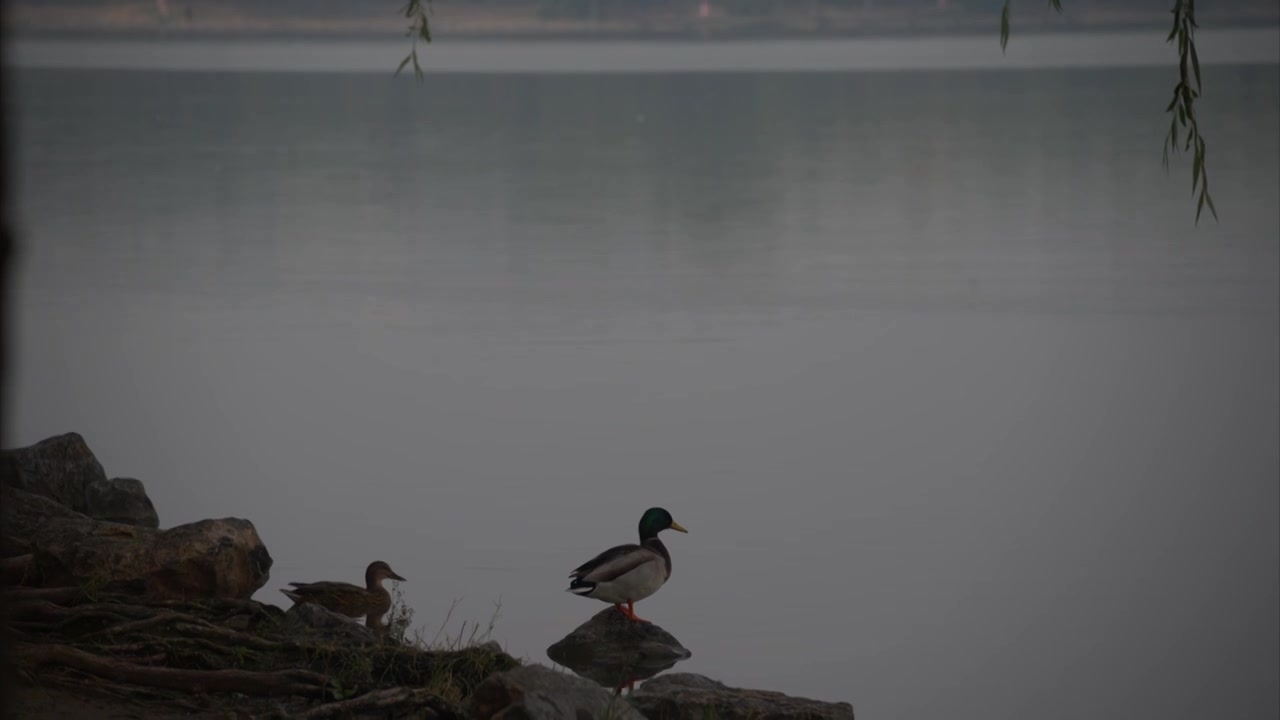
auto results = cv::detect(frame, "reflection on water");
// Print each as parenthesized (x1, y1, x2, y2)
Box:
(547, 607, 692, 694)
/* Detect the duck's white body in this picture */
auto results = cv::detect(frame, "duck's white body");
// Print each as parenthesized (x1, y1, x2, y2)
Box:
(567, 543, 669, 604)
(565, 508, 687, 622)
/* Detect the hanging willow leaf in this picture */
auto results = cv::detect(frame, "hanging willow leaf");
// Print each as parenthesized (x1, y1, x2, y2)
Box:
(1190, 43, 1202, 91)
(1000, 1, 1011, 52)
(1192, 147, 1202, 191)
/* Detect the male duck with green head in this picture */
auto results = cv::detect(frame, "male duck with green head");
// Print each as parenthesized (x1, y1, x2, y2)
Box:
(566, 507, 688, 622)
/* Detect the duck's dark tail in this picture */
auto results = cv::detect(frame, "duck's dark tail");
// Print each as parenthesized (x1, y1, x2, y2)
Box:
(567, 578, 595, 596)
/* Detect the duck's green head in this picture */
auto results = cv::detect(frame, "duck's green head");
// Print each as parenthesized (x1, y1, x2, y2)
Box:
(639, 507, 688, 540)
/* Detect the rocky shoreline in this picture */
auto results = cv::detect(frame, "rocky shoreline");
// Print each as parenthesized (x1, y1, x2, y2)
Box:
(1, 432, 854, 719)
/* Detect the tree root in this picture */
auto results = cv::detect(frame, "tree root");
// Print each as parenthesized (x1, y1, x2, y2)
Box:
(0, 554, 35, 585)
(91, 641, 162, 657)
(16, 643, 329, 697)
(169, 619, 289, 651)
(79, 610, 187, 639)
(146, 596, 274, 616)
(0, 586, 85, 605)
(3, 625, 44, 643)
(42, 670, 209, 713)
(292, 686, 460, 719)
(8, 599, 153, 628)
(5, 589, 518, 716)
(13, 600, 285, 653)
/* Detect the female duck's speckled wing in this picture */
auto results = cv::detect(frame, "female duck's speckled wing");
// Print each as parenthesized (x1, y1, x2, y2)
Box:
(569, 543, 660, 584)
(281, 580, 374, 616)
(287, 581, 362, 594)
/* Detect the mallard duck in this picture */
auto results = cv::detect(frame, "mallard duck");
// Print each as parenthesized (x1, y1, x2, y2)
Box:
(280, 560, 406, 627)
(566, 507, 687, 622)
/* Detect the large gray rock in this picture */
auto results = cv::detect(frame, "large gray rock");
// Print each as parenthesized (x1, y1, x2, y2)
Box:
(283, 601, 379, 645)
(85, 477, 159, 528)
(630, 673, 855, 720)
(3, 488, 272, 600)
(2, 432, 106, 513)
(2, 433, 160, 527)
(1, 485, 85, 540)
(471, 664, 647, 720)
(547, 607, 691, 691)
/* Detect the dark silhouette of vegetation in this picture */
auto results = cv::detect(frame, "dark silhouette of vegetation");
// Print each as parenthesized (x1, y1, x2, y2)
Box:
(3, 585, 516, 717)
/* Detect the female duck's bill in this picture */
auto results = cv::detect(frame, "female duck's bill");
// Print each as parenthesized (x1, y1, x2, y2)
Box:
(566, 507, 688, 622)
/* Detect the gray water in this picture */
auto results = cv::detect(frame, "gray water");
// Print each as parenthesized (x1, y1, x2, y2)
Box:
(9, 33, 1280, 719)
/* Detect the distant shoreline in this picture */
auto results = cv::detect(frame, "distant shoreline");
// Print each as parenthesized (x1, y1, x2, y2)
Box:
(11, 21, 1279, 45)
(7, 2, 1278, 43)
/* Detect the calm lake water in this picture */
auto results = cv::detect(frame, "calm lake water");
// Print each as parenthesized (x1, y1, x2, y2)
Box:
(9, 31, 1280, 719)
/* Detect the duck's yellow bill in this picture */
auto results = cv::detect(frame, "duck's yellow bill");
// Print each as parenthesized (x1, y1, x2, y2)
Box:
(670, 521, 689, 533)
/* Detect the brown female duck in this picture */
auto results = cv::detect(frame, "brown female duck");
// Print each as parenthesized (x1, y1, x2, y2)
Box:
(280, 560, 406, 627)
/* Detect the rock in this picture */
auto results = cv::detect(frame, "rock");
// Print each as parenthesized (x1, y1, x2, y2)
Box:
(547, 607, 691, 691)
(1, 439, 267, 601)
(549, 607, 692, 664)
(207, 598, 287, 636)
(630, 673, 855, 720)
(1, 433, 161, 527)
(470, 664, 647, 720)
(84, 477, 159, 528)
(3, 488, 272, 600)
(1, 486, 85, 541)
(549, 650, 685, 697)
(223, 614, 253, 632)
(0, 553, 35, 585)
(1, 432, 106, 513)
(282, 601, 379, 645)
(2, 533, 33, 556)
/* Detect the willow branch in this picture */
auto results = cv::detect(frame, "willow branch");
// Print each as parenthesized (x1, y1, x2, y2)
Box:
(1002, 1, 1216, 222)
(396, 0, 433, 81)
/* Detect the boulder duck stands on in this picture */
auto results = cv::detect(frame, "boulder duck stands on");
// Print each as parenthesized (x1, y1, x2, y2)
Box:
(567, 507, 687, 622)
(281, 560, 406, 628)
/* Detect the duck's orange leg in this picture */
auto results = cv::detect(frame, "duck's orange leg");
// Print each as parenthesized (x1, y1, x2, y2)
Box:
(624, 600, 649, 623)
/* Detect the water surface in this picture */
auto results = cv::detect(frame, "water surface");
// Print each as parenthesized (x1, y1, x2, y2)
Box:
(8, 36, 1280, 720)
(11, 28, 1279, 72)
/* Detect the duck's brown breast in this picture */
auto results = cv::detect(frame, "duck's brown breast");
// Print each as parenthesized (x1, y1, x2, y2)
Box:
(368, 587, 392, 617)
